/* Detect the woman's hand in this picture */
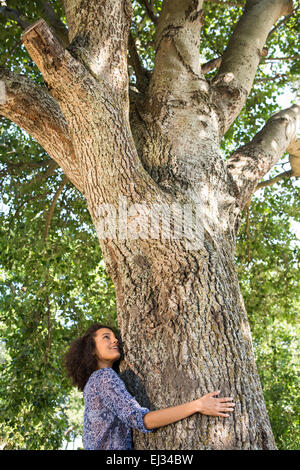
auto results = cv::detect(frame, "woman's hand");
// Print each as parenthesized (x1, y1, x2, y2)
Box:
(194, 391, 235, 418)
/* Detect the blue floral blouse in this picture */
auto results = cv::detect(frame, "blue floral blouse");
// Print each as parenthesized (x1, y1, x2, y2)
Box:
(83, 367, 153, 450)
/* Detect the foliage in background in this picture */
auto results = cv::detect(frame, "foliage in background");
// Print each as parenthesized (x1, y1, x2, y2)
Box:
(0, 0, 299, 450)
(236, 180, 300, 450)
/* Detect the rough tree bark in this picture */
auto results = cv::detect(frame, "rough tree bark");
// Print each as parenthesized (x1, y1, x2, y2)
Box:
(1, 0, 299, 450)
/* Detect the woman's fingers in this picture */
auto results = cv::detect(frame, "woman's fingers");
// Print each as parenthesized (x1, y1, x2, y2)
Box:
(220, 403, 235, 409)
(200, 392, 236, 418)
(217, 403, 235, 412)
(208, 393, 235, 403)
(208, 390, 221, 397)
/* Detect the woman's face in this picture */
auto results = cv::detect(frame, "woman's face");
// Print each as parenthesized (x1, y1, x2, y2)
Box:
(94, 328, 121, 369)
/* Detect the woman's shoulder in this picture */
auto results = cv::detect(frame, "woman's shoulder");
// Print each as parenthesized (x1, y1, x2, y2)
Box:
(84, 368, 119, 391)
(92, 367, 119, 378)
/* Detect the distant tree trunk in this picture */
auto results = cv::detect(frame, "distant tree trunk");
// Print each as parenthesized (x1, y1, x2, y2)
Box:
(1, 0, 299, 450)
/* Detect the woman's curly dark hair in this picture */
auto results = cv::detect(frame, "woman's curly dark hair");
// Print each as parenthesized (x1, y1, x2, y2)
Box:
(64, 323, 122, 391)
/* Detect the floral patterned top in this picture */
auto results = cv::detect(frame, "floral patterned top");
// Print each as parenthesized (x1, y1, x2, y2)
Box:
(83, 367, 153, 450)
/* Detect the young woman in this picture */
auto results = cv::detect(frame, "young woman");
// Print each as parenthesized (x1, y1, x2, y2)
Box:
(64, 323, 235, 450)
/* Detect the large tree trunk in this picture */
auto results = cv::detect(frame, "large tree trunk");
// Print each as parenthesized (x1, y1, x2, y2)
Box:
(92, 217, 276, 449)
(1, 0, 299, 450)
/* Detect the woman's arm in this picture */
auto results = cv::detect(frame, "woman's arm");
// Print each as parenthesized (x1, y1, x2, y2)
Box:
(143, 391, 235, 430)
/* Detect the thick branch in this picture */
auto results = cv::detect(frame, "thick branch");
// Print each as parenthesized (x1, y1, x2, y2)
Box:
(0, 67, 83, 192)
(210, 0, 294, 136)
(21, 18, 77, 99)
(21, 16, 161, 208)
(21, 17, 103, 115)
(226, 104, 300, 210)
(62, 0, 132, 96)
(147, 0, 206, 103)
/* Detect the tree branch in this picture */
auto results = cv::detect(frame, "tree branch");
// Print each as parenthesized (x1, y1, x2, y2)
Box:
(201, 56, 222, 74)
(9, 188, 51, 229)
(136, 0, 159, 25)
(243, 169, 293, 209)
(0, 5, 31, 29)
(21, 17, 105, 115)
(267, 5, 299, 40)
(21, 161, 59, 190)
(256, 169, 293, 189)
(35, 0, 69, 47)
(254, 73, 289, 83)
(0, 3, 69, 46)
(0, 39, 22, 67)
(0, 156, 56, 178)
(0, 67, 83, 192)
(201, 47, 270, 75)
(62, 0, 132, 95)
(205, 0, 245, 6)
(210, 0, 294, 136)
(264, 56, 299, 61)
(128, 31, 150, 92)
(21, 16, 160, 208)
(21, 18, 76, 97)
(43, 175, 68, 241)
(226, 104, 300, 211)
(146, 0, 206, 104)
(288, 138, 300, 177)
